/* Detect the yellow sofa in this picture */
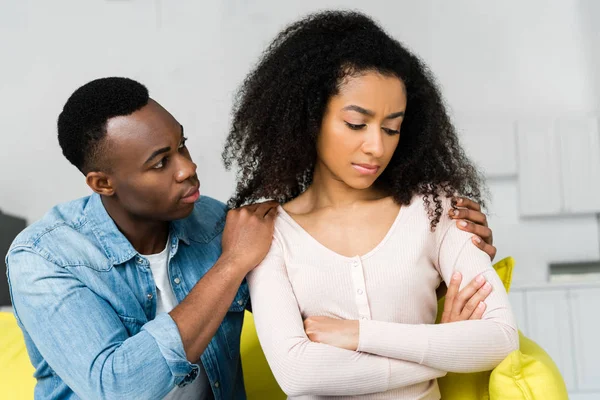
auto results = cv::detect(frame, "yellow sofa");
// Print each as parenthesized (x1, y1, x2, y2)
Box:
(0, 312, 36, 399)
(1, 258, 568, 399)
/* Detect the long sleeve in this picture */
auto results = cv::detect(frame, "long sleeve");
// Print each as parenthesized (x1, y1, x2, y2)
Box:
(356, 221, 519, 373)
(7, 247, 198, 400)
(247, 236, 446, 397)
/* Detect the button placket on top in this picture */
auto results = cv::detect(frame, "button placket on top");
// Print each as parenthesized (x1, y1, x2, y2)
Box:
(350, 257, 371, 320)
(167, 239, 186, 303)
(135, 256, 156, 316)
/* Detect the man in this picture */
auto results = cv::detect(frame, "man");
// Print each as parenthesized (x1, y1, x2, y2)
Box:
(6, 77, 497, 399)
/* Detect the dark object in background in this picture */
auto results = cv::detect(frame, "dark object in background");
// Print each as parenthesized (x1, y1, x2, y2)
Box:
(0, 210, 27, 306)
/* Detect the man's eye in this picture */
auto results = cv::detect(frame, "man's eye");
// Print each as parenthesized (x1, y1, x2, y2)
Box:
(153, 158, 166, 169)
(179, 136, 188, 149)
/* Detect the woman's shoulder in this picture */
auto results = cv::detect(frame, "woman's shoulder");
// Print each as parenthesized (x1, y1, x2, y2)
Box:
(280, 190, 313, 214)
(403, 193, 456, 233)
(406, 192, 454, 210)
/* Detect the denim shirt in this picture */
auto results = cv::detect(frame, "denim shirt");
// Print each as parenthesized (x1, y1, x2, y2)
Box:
(6, 193, 248, 400)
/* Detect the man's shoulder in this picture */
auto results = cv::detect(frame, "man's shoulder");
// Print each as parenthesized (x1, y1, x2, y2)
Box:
(180, 195, 228, 244)
(7, 196, 103, 265)
(196, 195, 227, 216)
(10, 197, 90, 246)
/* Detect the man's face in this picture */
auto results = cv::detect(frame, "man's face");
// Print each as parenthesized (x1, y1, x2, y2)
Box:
(100, 99, 200, 221)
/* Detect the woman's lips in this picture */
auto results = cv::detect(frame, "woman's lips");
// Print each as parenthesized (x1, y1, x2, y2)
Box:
(352, 163, 380, 175)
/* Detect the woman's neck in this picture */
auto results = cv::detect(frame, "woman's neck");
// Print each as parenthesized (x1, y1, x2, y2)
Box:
(307, 162, 388, 210)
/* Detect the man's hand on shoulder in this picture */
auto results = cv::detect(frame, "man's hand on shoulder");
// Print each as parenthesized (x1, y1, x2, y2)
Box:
(220, 201, 279, 273)
(450, 197, 496, 261)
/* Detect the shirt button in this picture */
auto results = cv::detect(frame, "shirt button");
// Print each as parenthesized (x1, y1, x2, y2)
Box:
(214, 381, 220, 388)
(353, 261, 359, 267)
(173, 277, 181, 285)
(361, 316, 368, 320)
(147, 293, 153, 300)
(357, 289, 363, 295)
(237, 299, 244, 306)
(137, 258, 144, 264)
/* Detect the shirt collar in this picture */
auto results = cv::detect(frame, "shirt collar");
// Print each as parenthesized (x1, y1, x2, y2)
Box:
(84, 193, 192, 266)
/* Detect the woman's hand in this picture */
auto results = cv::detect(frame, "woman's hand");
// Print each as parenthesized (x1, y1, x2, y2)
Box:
(439, 272, 492, 323)
(450, 197, 496, 261)
(305, 272, 493, 350)
(304, 316, 359, 351)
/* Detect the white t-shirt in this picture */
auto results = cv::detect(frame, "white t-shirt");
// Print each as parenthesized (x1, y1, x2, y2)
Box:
(145, 241, 212, 400)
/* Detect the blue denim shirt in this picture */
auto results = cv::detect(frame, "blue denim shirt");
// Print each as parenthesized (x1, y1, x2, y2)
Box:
(6, 193, 248, 400)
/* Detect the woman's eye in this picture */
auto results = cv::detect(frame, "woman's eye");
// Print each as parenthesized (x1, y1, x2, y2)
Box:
(383, 127, 401, 135)
(345, 122, 366, 130)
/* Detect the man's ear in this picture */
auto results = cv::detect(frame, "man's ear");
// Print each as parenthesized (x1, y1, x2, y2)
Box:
(86, 171, 115, 196)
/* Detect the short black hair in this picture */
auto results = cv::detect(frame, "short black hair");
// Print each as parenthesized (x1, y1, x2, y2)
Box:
(57, 77, 149, 174)
(223, 10, 486, 230)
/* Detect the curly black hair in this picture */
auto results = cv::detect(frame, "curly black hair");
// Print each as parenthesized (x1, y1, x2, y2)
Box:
(223, 10, 486, 230)
(58, 77, 149, 174)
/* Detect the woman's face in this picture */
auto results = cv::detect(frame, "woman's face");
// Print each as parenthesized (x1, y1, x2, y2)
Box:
(316, 71, 407, 190)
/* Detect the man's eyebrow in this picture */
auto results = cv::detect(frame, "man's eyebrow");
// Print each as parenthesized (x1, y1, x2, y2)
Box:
(144, 125, 185, 165)
(144, 146, 171, 165)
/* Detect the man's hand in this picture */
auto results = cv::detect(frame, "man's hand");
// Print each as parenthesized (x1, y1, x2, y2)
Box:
(450, 197, 496, 261)
(304, 316, 359, 351)
(170, 200, 278, 363)
(439, 272, 492, 323)
(221, 201, 279, 273)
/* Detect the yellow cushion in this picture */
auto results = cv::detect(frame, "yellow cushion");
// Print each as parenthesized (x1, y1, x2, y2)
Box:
(241, 310, 286, 400)
(489, 332, 569, 400)
(0, 312, 36, 400)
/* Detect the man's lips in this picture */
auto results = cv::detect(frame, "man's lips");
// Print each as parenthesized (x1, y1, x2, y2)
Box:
(181, 182, 200, 203)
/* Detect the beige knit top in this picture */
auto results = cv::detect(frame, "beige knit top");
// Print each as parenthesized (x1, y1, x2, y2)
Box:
(247, 195, 518, 399)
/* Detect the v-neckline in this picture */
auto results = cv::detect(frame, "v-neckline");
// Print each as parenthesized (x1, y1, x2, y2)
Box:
(277, 204, 406, 261)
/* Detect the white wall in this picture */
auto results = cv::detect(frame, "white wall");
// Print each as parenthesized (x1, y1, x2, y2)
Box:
(1, 1, 599, 396)
(1, 0, 597, 220)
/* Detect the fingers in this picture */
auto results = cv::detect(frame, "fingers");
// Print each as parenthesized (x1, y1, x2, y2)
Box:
(244, 204, 260, 213)
(450, 274, 486, 321)
(469, 301, 487, 320)
(304, 318, 317, 341)
(459, 281, 493, 320)
(471, 236, 497, 261)
(449, 207, 488, 226)
(453, 197, 481, 212)
(440, 272, 461, 323)
(456, 220, 493, 244)
(264, 205, 279, 220)
(231, 201, 278, 219)
(255, 200, 279, 218)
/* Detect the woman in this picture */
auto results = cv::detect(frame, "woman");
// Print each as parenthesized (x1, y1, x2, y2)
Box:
(224, 11, 517, 399)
